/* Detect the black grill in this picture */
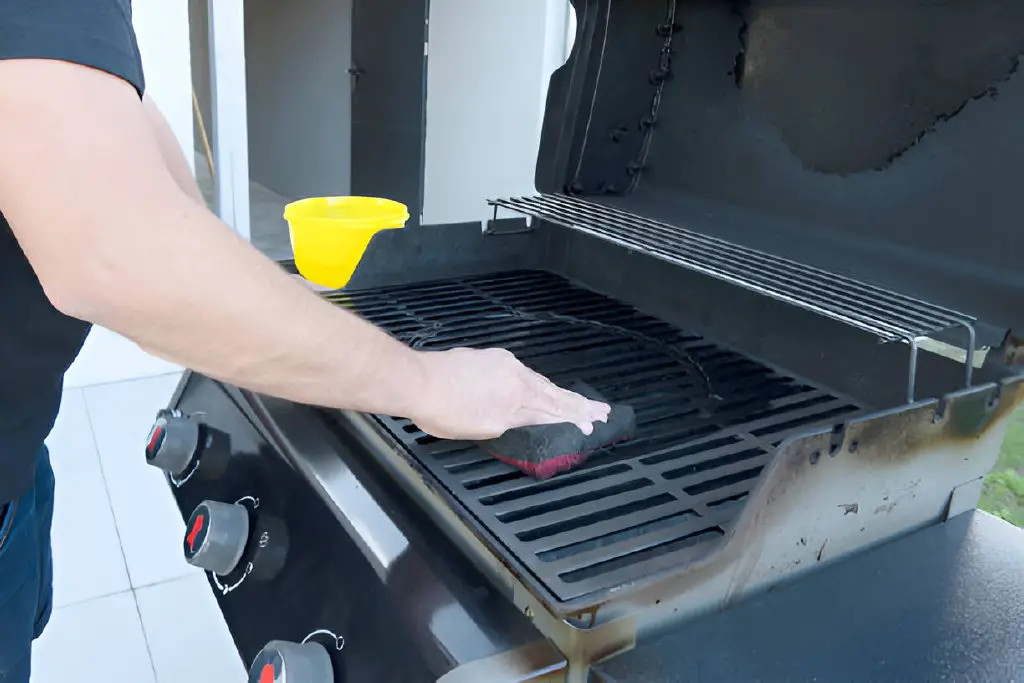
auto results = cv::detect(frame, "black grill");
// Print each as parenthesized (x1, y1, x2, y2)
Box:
(327, 271, 861, 608)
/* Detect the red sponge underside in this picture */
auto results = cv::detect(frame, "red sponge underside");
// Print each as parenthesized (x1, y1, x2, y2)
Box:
(485, 449, 594, 481)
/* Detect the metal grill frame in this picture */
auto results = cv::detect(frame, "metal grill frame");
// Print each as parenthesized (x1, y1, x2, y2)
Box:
(326, 270, 863, 610)
(489, 194, 979, 402)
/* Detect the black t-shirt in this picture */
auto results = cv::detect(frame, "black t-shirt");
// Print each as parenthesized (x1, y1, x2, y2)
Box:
(0, 1, 145, 504)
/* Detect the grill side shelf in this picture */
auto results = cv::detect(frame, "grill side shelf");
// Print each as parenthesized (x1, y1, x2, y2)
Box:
(489, 194, 978, 402)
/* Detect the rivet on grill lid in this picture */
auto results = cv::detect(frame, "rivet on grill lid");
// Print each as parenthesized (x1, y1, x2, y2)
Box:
(648, 67, 671, 85)
(609, 125, 630, 143)
(626, 161, 646, 176)
(829, 424, 846, 456)
(656, 21, 682, 37)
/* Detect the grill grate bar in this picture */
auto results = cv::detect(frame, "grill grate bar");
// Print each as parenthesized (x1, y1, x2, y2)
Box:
(531, 498, 701, 560)
(486, 468, 650, 518)
(544, 503, 741, 577)
(339, 271, 861, 606)
(505, 480, 677, 536)
(489, 194, 976, 345)
(480, 462, 643, 509)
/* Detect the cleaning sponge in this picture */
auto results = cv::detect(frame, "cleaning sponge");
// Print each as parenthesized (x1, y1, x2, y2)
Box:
(478, 381, 636, 480)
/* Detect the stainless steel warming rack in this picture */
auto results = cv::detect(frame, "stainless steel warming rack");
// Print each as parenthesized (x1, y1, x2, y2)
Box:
(489, 193, 978, 403)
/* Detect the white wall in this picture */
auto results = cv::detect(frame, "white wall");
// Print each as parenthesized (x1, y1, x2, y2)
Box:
(189, 0, 352, 201)
(132, 0, 195, 174)
(421, 0, 573, 226)
(243, 0, 353, 199)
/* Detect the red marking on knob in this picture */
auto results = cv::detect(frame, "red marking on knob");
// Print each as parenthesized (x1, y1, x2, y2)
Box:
(259, 663, 276, 683)
(187, 514, 204, 551)
(147, 427, 163, 454)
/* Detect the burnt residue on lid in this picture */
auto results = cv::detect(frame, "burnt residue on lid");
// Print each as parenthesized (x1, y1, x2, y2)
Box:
(536, 0, 1024, 336)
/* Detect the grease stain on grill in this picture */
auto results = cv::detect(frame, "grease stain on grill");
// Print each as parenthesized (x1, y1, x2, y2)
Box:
(329, 271, 860, 606)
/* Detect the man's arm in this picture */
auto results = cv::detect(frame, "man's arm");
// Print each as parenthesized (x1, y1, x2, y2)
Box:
(142, 95, 206, 206)
(0, 59, 608, 440)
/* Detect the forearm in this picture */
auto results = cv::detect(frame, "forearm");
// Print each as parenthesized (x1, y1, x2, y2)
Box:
(0, 60, 424, 416)
(83, 195, 425, 415)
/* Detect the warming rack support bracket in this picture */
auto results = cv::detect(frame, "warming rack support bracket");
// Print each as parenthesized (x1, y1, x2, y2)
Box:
(488, 193, 977, 403)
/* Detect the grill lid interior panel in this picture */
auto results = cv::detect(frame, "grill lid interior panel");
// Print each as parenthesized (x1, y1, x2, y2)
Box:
(327, 271, 861, 607)
(534, 0, 1024, 335)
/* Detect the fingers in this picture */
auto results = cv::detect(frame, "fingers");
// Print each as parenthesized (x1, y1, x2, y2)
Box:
(575, 420, 596, 436)
(528, 369, 609, 418)
(497, 349, 612, 434)
(510, 409, 595, 435)
(526, 374, 611, 435)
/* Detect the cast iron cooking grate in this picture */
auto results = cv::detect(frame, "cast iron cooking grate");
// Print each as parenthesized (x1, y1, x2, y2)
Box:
(325, 270, 861, 607)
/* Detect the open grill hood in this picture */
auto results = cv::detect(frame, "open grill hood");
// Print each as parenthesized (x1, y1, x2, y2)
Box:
(532, 0, 1024, 338)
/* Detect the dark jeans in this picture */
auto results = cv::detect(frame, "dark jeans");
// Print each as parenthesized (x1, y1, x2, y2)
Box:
(0, 448, 55, 683)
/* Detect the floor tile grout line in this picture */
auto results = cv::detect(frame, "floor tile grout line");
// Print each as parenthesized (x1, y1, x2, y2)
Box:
(69, 369, 184, 392)
(130, 587, 162, 683)
(131, 572, 203, 592)
(78, 379, 187, 591)
(80, 393, 161, 680)
(79, 383, 190, 682)
(79, 394, 137, 596)
(53, 587, 137, 611)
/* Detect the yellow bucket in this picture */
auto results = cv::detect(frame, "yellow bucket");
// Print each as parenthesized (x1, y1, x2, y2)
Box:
(283, 196, 409, 289)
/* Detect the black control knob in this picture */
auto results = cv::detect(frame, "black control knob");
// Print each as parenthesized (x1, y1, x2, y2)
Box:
(249, 641, 335, 683)
(145, 410, 200, 477)
(183, 499, 289, 581)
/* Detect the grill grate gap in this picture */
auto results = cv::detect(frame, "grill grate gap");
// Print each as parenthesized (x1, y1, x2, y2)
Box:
(559, 528, 725, 585)
(479, 463, 635, 506)
(497, 479, 653, 524)
(517, 493, 677, 543)
(684, 467, 765, 496)
(536, 508, 700, 563)
(335, 270, 861, 607)
(708, 492, 751, 509)
(662, 447, 763, 482)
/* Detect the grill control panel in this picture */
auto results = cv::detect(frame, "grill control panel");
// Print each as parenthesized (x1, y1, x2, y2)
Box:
(164, 374, 449, 681)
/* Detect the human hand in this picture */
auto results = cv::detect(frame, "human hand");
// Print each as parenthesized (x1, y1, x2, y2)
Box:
(407, 347, 611, 441)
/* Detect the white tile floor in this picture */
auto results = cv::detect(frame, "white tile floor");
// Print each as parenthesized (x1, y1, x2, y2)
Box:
(29, 328, 247, 682)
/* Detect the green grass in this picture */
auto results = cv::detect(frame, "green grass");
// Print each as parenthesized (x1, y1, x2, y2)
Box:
(979, 409, 1024, 527)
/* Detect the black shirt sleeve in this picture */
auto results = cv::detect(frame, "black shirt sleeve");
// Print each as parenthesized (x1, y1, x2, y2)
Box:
(0, 0, 145, 97)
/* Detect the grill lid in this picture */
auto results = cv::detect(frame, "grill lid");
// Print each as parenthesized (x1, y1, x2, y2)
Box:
(534, 0, 1024, 336)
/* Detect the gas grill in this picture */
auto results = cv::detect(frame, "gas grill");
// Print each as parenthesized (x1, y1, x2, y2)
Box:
(156, 1, 1024, 681)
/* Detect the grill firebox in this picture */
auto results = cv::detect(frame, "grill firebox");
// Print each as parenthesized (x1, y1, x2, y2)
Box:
(326, 270, 862, 608)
